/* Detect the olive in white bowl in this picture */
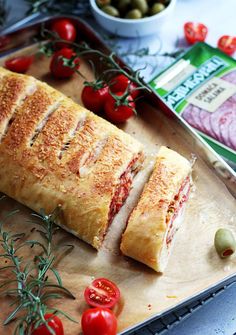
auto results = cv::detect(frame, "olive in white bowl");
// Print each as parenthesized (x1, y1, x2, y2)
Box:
(90, 0, 176, 38)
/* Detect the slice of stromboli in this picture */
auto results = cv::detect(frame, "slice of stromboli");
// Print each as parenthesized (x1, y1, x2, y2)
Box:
(120, 146, 192, 272)
(0, 67, 144, 249)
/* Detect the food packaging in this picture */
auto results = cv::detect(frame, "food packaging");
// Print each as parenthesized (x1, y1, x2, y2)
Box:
(149, 42, 236, 166)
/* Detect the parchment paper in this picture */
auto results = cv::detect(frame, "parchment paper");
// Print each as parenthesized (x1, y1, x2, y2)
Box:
(0, 47, 235, 335)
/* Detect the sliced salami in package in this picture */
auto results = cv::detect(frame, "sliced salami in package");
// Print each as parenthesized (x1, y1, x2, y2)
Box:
(149, 42, 236, 165)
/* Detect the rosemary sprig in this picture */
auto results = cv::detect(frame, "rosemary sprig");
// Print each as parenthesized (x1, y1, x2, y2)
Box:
(38, 28, 150, 95)
(0, 199, 76, 335)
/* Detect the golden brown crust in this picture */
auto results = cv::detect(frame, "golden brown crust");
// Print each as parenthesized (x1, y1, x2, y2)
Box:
(0, 67, 143, 249)
(0, 73, 35, 140)
(120, 146, 192, 272)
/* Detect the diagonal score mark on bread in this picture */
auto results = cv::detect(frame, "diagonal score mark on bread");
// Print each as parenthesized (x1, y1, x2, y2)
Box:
(0, 73, 36, 142)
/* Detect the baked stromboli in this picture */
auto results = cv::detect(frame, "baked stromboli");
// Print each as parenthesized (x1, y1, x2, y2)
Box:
(120, 146, 192, 272)
(0, 67, 144, 249)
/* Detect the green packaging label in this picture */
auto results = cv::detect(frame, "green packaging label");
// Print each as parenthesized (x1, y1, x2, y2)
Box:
(149, 42, 236, 164)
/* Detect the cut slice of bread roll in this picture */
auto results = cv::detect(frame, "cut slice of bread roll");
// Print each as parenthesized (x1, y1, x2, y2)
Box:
(120, 146, 192, 272)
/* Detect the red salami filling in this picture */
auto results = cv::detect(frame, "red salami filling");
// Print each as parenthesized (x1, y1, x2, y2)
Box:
(108, 154, 142, 224)
(166, 177, 191, 246)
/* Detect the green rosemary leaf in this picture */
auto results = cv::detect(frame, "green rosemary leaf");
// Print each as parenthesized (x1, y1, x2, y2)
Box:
(0, 202, 75, 334)
(49, 308, 78, 323)
(0, 288, 19, 297)
(41, 293, 62, 302)
(9, 297, 21, 307)
(4, 303, 24, 325)
(13, 322, 24, 335)
(0, 279, 21, 289)
(53, 244, 74, 267)
(39, 310, 56, 335)
(0, 265, 15, 271)
(42, 283, 76, 299)
(21, 240, 48, 254)
(2, 209, 20, 221)
(50, 268, 62, 286)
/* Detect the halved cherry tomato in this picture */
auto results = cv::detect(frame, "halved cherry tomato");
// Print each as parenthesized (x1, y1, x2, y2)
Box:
(81, 307, 117, 335)
(110, 74, 139, 99)
(50, 48, 80, 78)
(84, 278, 120, 309)
(81, 85, 109, 114)
(32, 314, 64, 335)
(5, 55, 34, 73)
(184, 22, 208, 45)
(104, 92, 135, 123)
(51, 19, 76, 48)
(217, 35, 236, 56)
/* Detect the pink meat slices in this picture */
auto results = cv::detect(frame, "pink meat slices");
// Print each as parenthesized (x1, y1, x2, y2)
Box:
(199, 109, 215, 137)
(209, 100, 233, 143)
(182, 104, 197, 128)
(191, 105, 204, 131)
(229, 120, 236, 150)
(229, 93, 236, 104)
(222, 70, 236, 85)
(182, 99, 236, 150)
(219, 111, 235, 148)
(181, 70, 236, 151)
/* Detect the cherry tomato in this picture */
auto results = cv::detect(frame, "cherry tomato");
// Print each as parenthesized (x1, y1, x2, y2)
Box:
(51, 19, 76, 48)
(110, 74, 139, 99)
(104, 92, 135, 123)
(5, 55, 34, 73)
(32, 314, 64, 335)
(84, 278, 120, 309)
(81, 85, 109, 114)
(217, 35, 236, 56)
(50, 48, 80, 79)
(81, 307, 117, 335)
(184, 22, 208, 45)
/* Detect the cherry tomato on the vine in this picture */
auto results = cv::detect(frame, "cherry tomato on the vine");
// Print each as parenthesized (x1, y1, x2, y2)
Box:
(84, 277, 120, 309)
(5, 55, 34, 73)
(81, 85, 109, 114)
(104, 91, 135, 123)
(184, 22, 208, 45)
(32, 314, 64, 335)
(51, 19, 77, 48)
(217, 35, 236, 56)
(110, 74, 139, 99)
(81, 307, 117, 335)
(50, 48, 80, 79)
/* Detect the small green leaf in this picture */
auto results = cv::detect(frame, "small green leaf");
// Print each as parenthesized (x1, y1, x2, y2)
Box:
(50, 268, 62, 286)
(4, 303, 24, 325)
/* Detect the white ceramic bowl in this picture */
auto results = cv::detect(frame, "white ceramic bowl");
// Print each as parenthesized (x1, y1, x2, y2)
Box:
(90, 0, 176, 38)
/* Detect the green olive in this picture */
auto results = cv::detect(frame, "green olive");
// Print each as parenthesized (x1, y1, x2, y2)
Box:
(214, 228, 236, 258)
(96, 0, 111, 7)
(131, 0, 148, 14)
(117, 0, 131, 11)
(125, 8, 142, 19)
(150, 2, 165, 15)
(102, 5, 120, 16)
